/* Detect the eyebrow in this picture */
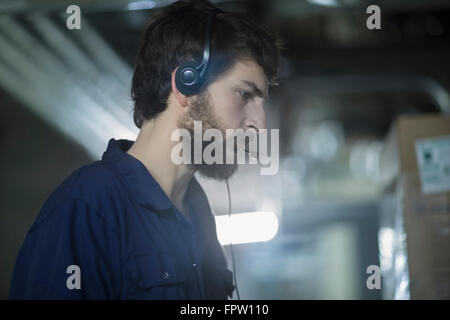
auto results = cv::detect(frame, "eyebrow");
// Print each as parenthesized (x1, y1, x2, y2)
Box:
(240, 80, 268, 99)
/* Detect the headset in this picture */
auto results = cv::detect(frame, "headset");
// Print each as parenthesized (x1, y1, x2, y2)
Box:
(175, 8, 223, 96)
(175, 8, 241, 300)
(226, 178, 241, 300)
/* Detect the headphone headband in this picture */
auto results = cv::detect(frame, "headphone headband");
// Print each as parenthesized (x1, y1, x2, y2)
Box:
(198, 8, 223, 78)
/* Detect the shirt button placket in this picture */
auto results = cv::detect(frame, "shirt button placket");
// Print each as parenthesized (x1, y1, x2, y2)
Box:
(192, 262, 204, 299)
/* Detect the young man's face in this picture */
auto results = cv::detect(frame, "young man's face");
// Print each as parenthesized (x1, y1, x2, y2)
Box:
(178, 58, 268, 180)
(207, 59, 268, 132)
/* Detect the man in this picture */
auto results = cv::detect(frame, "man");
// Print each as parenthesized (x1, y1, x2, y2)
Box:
(9, 0, 281, 299)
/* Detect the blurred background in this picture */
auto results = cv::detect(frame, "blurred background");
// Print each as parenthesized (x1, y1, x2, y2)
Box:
(1, 0, 450, 300)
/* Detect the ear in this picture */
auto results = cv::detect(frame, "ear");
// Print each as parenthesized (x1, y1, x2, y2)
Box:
(171, 67, 189, 107)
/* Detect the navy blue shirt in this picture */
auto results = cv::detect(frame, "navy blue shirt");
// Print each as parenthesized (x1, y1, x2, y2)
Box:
(9, 139, 234, 299)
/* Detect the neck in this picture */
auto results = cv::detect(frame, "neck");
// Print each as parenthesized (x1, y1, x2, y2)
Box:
(127, 112, 195, 214)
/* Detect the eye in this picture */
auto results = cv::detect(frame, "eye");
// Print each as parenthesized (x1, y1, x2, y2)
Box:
(238, 89, 251, 100)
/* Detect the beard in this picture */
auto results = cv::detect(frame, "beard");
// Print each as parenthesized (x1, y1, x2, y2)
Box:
(177, 91, 238, 181)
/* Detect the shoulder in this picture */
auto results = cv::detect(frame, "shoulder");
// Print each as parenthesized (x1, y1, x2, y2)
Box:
(33, 161, 127, 232)
(68, 161, 127, 208)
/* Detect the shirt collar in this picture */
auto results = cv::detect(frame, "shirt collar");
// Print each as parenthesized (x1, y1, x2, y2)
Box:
(101, 138, 211, 217)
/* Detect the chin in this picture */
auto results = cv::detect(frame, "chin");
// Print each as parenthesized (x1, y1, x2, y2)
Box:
(195, 163, 238, 181)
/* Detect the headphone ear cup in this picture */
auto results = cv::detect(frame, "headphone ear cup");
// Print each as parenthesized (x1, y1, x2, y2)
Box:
(175, 61, 202, 96)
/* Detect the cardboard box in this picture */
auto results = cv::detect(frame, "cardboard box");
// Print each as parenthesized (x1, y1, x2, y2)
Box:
(379, 114, 450, 299)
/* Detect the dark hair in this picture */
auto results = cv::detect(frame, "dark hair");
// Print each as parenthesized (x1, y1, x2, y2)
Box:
(131, 0, 282, 128)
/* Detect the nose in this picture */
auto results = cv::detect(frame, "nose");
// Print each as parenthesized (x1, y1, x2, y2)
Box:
(245, 101, 266, 131)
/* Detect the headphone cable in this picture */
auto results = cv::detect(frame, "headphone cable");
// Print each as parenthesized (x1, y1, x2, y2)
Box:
(225, 178, 241, 300)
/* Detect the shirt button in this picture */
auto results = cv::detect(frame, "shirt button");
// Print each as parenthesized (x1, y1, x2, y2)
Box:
(162, 272, 170, 279)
